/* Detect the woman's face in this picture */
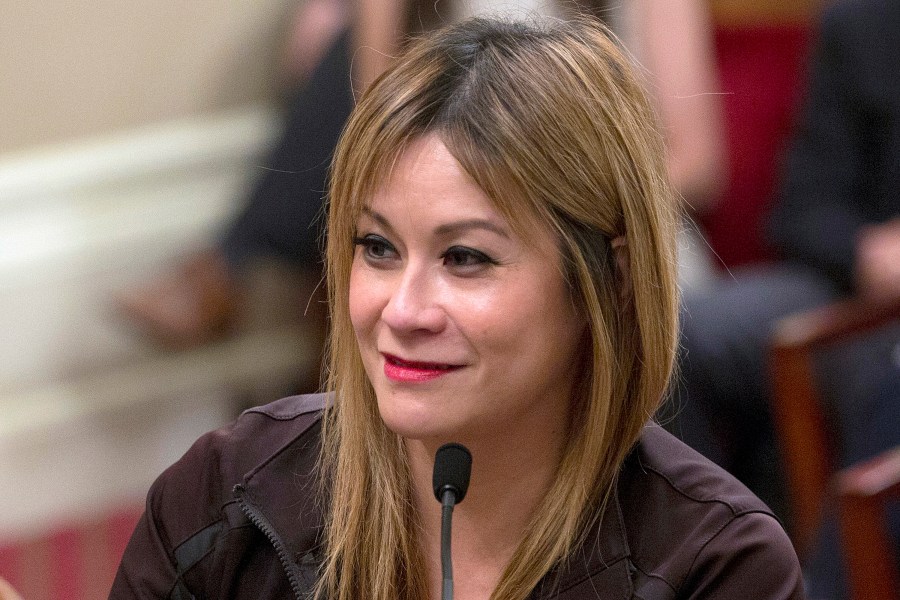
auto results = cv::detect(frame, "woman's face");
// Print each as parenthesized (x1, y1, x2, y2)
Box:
(349, 134, 586, 445)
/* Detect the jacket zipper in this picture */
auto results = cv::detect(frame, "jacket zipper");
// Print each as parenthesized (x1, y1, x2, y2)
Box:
(234, 483, 310, 600)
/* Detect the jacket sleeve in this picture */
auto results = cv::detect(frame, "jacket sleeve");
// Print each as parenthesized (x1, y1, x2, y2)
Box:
(109, 424, 234, 599)
(109, 476, 182, 598)
(682, 511, 805, 599)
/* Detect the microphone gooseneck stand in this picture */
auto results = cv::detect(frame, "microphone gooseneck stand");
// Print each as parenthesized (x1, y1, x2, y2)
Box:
(432, 443, 472, 600)
(439, 488, 457, 600)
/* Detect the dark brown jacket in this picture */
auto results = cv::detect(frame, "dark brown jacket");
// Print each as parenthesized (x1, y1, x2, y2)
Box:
(110, 394, 805, 599)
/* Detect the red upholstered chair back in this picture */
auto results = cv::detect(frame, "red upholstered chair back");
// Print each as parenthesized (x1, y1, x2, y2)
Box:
(700, 21, 814, 268)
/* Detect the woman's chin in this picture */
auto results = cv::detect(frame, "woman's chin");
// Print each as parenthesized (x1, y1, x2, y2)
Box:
(376, 398, 461, 442)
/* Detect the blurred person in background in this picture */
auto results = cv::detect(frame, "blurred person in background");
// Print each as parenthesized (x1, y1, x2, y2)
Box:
(116, 0, 724, 351)
(668, 0, 899, 595)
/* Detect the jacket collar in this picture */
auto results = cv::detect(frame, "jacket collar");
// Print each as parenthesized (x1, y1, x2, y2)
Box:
(238, 418, 325, 563)
(531, 482, 633, 599)
(236, 411, 634, 598)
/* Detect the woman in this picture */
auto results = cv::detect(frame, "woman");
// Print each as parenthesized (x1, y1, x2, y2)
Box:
(112, 17, 802, 599)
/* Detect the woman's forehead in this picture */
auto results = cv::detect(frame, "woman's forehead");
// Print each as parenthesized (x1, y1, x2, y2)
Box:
(354, 133, 548, 238)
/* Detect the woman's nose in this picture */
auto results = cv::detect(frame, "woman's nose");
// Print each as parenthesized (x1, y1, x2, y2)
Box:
(380, 267, 447, 334)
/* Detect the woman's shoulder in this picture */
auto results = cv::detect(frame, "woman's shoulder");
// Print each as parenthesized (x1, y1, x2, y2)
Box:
(175, 392, 328, 485)
(147, 393, 327, 544)
(625, 424, 770, 514)
(615, 425, 804, 598)
(111, 394, 329, 597)
(241, 392, 330, 421)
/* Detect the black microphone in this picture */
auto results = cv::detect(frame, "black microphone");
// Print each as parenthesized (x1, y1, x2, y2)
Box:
(432, 443, 472, 600)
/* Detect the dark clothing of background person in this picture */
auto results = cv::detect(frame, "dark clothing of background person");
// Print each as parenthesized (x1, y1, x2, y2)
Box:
(111, 394, 804, 599)
(221, 31, 353, 271)
(666, 0, 899, 596)
(768, 0, 900, 291)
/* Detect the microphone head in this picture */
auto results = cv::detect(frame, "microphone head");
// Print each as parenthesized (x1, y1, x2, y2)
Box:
(432, 443, 472, 504)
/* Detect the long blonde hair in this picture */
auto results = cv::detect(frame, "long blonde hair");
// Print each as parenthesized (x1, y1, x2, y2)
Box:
(318, 16, 679, 600)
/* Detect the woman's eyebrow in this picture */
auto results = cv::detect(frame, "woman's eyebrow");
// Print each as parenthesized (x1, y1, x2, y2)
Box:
(434, 219, 510, 239)
(358, 207, 396, 236)
(360, 207, 510, 240)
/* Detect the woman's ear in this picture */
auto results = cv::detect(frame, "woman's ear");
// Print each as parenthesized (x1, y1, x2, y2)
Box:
(611, 236, 632, 304)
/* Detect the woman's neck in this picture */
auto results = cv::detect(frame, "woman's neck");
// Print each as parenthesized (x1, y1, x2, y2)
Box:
(406, 423, 567, 599)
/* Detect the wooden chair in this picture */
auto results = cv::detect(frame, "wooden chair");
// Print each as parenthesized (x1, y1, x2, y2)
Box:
(835, 446, 900, 600)
(769, 297, 900, 593)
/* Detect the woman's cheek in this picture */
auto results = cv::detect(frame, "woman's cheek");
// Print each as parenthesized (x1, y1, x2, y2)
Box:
(348, 267, 377, 333)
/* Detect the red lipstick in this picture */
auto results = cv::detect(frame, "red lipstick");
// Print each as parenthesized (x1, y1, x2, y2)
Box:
(383, 354, 461, 382)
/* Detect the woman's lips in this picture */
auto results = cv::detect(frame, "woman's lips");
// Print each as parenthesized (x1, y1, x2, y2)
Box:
(382, 354, 462, 382)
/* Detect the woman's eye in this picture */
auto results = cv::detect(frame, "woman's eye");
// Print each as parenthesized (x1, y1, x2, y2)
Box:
(442, 246, 495, 269)
(353, 235, 397, 261)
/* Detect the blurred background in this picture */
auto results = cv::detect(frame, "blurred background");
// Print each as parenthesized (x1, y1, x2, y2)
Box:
(0, 1, 324, 596)
(8, 1, 897, 599)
